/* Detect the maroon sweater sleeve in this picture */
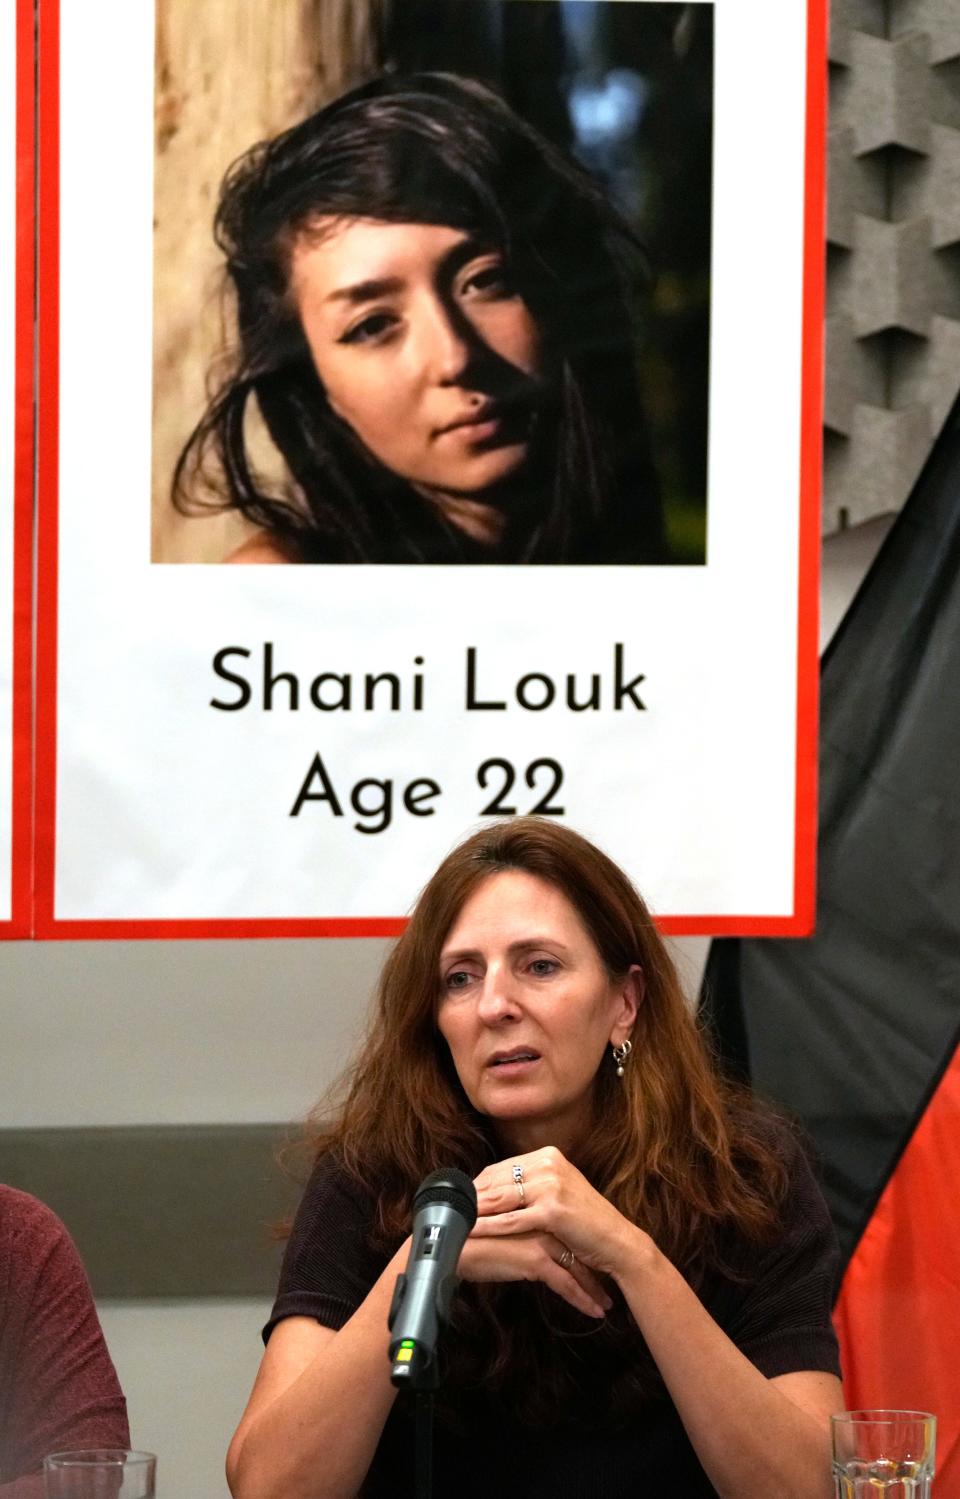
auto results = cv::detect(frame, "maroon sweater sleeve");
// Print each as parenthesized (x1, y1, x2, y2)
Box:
(0, 1188, 130, 1487)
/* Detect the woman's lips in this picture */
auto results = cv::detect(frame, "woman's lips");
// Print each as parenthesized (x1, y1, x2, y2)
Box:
(437, 410, 504, 443)
(486, 1053, 541, 1076)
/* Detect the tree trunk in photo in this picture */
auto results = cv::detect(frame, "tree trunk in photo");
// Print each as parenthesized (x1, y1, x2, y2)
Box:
(152, 0, 387, 562)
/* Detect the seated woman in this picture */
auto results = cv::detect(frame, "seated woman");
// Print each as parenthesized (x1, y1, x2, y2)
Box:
(0, 1187, 129, 1497)
(173, 72, 663, 566)
(227, 819, 844, 1498)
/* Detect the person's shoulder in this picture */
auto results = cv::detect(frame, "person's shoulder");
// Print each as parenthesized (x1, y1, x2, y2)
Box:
(298, 1151, 379, 1215)
(225, 533, 299, 565)
(730, 1096, 802, 1160)
(0, 1185, 83, 1293)
(0, 1184, 70, 1246)
(280, 1151, 383, 1277)
(742, 1108, 834, 1245)
(726, 1101, 828, 1225)
(754, 1111, 821, 1185)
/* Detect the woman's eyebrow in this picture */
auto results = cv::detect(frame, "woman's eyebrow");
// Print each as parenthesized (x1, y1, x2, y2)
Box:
(325, 240, 497, 306)
(324, 275, 405, 306)
(507, 938, 571, 957)
(439, 946, 482, 966)
(440, 236, 498, 280)
(439, 938, 571, 966)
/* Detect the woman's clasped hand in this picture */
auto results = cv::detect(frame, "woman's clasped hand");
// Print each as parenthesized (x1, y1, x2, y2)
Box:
(459, 1149, 629, 1319)
(471, 1147, 644, 1285)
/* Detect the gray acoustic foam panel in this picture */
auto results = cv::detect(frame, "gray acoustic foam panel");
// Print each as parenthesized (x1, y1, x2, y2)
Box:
(825, 0, 960, 533)
(0, 1125, 302, 1297)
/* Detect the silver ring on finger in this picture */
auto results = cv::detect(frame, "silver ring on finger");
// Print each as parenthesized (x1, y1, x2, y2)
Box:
(512, 1162, 526, 1206)
(557, 1245, 576, 1270)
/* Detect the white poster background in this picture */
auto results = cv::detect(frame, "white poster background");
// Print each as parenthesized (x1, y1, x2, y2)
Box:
(0, 5, 16, 925)
(52, 0, 813, 927)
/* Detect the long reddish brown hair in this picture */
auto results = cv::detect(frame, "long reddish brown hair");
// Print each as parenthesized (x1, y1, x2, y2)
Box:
(308, 818, 790, 1421)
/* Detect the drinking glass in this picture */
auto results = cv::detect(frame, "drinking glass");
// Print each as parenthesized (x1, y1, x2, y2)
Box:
(832, 1411, 936, 1497)
(44, 1450, 156, 1499)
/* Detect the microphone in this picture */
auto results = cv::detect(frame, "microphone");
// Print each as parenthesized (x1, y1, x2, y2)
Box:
(388, 1166, 478, 1389)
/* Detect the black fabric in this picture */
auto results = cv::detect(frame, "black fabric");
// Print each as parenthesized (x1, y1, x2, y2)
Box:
(702, 392, 960, 1274)
(264, 1138, 840, 1498)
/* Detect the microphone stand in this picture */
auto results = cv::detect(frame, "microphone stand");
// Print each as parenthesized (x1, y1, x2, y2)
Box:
(389, 1283, 440, 1499)
(414, 1384, 436, 1499)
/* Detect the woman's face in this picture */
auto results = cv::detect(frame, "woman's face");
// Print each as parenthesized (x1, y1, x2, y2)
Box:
(436, 870, 638, 1155)
(290, 219, 545, 514)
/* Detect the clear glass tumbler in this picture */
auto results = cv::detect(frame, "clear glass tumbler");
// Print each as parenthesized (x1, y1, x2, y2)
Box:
(43, 1450, 156, 1499)
(832, 1411, 936, 1497)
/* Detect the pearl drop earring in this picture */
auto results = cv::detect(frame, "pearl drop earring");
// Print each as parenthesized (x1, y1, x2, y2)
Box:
(612, 1038, 632, 1078)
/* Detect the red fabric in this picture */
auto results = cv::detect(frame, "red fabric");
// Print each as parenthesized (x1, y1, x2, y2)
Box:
(834, 1041, 960, 1493)
(0, 1188, 129, 1490)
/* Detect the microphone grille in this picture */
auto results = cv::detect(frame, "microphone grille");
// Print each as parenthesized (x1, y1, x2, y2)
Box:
(413, 1166, 478, 1228)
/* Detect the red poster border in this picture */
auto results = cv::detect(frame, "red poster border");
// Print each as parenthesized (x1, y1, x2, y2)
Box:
(2, 0, 36, 939)
(32, 0, 826, 941)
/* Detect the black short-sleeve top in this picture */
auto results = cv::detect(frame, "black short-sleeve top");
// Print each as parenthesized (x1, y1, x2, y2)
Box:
(264, 1137, 841, 1498)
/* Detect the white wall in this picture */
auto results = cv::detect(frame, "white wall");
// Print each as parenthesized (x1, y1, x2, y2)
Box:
(97, 1300, 271, 1499)
(0, 938, 387, 1129)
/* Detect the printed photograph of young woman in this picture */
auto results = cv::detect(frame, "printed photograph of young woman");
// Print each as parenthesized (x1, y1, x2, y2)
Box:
(153, 2, 713, 565)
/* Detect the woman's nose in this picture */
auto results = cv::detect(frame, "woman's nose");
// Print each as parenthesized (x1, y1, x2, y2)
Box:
(419, 295, 471, 384)
(476, 967, 521, 1023)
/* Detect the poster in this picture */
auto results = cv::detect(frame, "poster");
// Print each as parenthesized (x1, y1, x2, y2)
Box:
(0, 0, 33, 938)
(35, 0, 825, 937)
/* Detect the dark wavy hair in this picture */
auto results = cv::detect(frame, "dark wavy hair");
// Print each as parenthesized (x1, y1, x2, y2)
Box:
(173, 72, 664, 564)
(307, 819, 790, 1425)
